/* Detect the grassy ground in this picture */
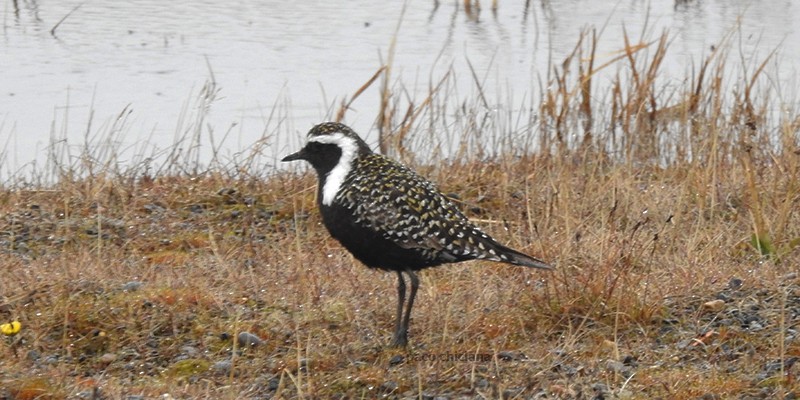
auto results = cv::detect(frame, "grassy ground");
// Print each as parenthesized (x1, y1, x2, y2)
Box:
(1, 149, 798, 399)
(1, 29, 800, 399)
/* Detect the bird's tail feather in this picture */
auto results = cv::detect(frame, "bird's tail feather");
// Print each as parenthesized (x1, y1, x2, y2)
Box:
(496, 244, 551, 269)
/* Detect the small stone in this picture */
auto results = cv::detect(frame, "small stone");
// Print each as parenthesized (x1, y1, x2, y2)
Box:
(76, 390, 97, 399)
(180, 345, 199, 357)
(99, 353, 117, 364)
(714, 292, 731, 302)
(237, 331, 262, 347)
(618, 389, 635, 399)
(622, 354, 637, 366)
(728, 277, 743, 290)
(122, 281, 144, 291)
(26, 349, 41, 362)
(702, 299, 725, 312)
(388, 354, 405, 367)
(143, 203, 165, 213)
(503, 387, 524, 398)
(606, 359, 634, 378)
(592, 383, 611, 396)
(606, 360, 625, 373)
(102, 218, 126, 229)
(212, 360, 232, 375)
(298, 358, 308, 372)
(748, 320, 764, 331)
(380, 381, 399, 392)
(497, 351, 521, 361)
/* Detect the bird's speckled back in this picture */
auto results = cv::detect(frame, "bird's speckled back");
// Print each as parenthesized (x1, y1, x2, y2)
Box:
(334, 152, 512, 264)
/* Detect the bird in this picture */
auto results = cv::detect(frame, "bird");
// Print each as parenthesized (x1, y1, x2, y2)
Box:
(282, 122, 551, 347)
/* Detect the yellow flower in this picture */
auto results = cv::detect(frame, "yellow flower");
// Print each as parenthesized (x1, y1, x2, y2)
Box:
(1, 321, 21, 336)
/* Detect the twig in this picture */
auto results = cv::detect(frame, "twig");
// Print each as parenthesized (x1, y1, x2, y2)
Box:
(51, 2, 84, 38)
(335, 66, 386, 123)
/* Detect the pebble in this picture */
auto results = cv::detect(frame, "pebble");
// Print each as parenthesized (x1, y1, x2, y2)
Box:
(180, 345, 200, 357)
(212, 360, 232, 375)
(622, 354, 638, 366)
(388, 354, 405, 367)
(592, 383, 611, 396)
(237, 331, 262, 347)
(617, 389, 635, 399)
(266, 376, 280, 390)
(606, 360, 634, 378)
(502, 387, 524, 398)
(99, 353, 117, 364)
(748, 320, 764, 331)
(122, 281, 144, 291)
(26, 349, 41, 362)
(380, 380, 399, 392)
(497, 351, 521, 361)
(76, 390, 99, 399)
(143, 203, 165, 213)
(728, 277, 743, 290)
(702, 299, 726, 312)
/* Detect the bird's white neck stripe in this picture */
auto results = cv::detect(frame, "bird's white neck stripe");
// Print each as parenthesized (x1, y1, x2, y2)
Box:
(308, 133, 359, 206)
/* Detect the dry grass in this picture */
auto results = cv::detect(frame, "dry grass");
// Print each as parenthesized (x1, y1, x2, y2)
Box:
(1, 27, 800, 399)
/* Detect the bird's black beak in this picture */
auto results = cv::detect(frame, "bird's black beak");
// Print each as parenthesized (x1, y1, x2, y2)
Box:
(281, 148, 306, 162)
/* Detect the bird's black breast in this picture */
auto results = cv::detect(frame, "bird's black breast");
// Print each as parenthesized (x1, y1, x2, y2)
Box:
(319, 201, 444, 271)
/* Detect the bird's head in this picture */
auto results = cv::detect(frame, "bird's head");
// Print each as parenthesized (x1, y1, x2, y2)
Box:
(281, 122, 371, 175)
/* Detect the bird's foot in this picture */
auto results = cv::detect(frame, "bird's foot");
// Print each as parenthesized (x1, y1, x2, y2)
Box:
(390, 330, 408, 348)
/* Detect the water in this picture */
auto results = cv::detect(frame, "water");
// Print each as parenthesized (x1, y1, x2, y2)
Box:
(1, 0, 798, 181)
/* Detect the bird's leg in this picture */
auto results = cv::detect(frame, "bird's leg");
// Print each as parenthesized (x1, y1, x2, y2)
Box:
(398, 270, 419, 347)
(390, 271, 407, 347)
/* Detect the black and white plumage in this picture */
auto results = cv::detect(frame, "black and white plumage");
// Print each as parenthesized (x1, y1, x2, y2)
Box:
(282, 122, 551, 347)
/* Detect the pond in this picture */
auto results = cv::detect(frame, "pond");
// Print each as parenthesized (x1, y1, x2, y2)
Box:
(1, 0, 797, 182)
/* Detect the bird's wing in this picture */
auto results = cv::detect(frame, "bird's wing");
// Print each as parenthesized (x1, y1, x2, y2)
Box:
(341, 157, 500, 261)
